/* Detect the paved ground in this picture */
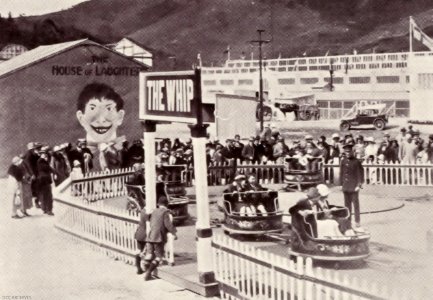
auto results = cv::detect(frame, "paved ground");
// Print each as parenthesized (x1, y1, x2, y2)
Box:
(0, 180, 209, 300)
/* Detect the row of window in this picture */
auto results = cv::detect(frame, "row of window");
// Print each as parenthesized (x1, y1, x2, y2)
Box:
(225, 54, 410, 68)
(202, 76, 407, 86)
(204, 62, 407, 74)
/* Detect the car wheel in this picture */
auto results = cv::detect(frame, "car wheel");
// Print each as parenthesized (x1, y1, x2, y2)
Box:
(374, 119, 386, 131)
(340, 122, 350, 131)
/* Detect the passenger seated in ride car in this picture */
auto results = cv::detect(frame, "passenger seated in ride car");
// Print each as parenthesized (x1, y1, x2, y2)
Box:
(225, 174, 256, 216)
(316, 184, 353, 236)
(246, 175, 268, 216)
(289, 187, 342, 239)
(291, 148, 309, 170)
(127, 163, 145, 185)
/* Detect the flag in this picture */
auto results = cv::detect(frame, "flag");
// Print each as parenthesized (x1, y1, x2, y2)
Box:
(325, 50, 329, 56)
(410, 16, 433, 51)
(223, 45, 231, 60)
(353, 49, 357, 55)
(197, 53, 202, 67)
(302, 51, 307, 56)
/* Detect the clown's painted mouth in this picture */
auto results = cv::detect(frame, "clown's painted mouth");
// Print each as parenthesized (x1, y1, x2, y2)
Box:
(91, 125, 112, 134)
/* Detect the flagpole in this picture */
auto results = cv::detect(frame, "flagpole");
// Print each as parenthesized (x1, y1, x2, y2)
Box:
(409, 16, 413, 52)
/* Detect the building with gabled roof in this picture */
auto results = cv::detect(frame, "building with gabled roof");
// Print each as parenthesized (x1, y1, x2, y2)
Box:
(110, 37, 153, 68)
(0, 39, 148, 175)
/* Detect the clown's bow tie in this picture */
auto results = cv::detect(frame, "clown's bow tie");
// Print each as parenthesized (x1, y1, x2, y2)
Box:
(86, 136, 127, 154)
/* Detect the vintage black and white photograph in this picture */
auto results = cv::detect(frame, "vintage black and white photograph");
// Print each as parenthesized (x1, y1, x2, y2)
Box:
(1, 0, 433, 299)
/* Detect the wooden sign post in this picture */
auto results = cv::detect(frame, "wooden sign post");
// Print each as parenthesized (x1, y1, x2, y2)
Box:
(139, 68, 218, 296)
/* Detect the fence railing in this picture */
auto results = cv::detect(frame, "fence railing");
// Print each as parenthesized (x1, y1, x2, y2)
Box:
(324, 161, 433, 187)
(206, 161, 285, 186)
(53, 185, 174, 266)
(71, 167, 134, 201)
(212, 234, 419, 300)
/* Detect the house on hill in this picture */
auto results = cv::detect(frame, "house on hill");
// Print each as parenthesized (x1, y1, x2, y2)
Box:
(0, 39, 148, 175)
(110, 37, 153, 68)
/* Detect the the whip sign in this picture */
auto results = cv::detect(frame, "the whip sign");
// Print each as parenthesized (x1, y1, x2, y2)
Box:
(139, 70, 201, 123)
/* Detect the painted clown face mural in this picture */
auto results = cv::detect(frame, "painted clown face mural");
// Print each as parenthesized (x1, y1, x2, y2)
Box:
(76, 83, 125, 144)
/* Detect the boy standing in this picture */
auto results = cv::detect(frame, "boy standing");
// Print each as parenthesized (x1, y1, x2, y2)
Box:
(143, 196, 177, 281)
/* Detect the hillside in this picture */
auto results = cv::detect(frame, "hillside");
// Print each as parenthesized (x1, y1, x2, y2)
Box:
(3, 0, 433, 69)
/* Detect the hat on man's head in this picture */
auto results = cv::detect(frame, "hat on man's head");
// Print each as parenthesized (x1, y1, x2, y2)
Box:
(400, 127, 407, 132)
(40, 145, 50, 153)
(77, 138, 86, 143)
(234, 174, 246, 181)
(384, 133, 390, 137)
(34, 142, 43, 149)
(305, 134, 313, 140)
(12, 156, 23, 165)
(53, 146, 61, 152)
(413, 129, 420, 135)
(356, 135, 364, 141)
(73, 160, 81, 167)
(317, 184, 330, 197)
(27, 142, 35, 150)
(343, 141, 355, 149)
(306, 187, 320, 199)
(332, 133, 340, 139)
(249, 136, 255, 142)
(185, 149, 193, 156)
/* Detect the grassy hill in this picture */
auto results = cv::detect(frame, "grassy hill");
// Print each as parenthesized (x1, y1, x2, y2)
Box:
(3, 0, 433, 69)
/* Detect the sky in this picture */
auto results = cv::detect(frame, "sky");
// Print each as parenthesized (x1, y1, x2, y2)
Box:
(0, 0, 89, 17)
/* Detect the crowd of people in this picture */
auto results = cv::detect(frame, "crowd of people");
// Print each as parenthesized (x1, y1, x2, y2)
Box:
(7, 122, 433, 219)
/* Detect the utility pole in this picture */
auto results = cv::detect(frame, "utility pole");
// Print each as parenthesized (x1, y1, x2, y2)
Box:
(250, 29, 270, 132)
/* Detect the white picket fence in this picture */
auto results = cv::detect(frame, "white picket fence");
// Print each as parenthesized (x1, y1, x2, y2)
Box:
(53, 183, 174, 266)
(212, 234, 420, 300)
(71, 167, 134, 201)
(324, 161, 433, 187)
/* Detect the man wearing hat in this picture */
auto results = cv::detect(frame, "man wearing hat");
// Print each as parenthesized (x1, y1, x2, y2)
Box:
(273, 137, 289, 164)
(37, 150, 57, 215)
(232, 134, 244, 162)
(339, 141, 364, 227)
(289, 187, 321, 238)
(22, 142, 42, 208)
(242, 137, 255, 163)
(51, 145, 70, 186)
(260, 123, 272, 143)
(427, 135, 433, 163)
(128, 140, 144, 165)
(329, 133, 341, 161)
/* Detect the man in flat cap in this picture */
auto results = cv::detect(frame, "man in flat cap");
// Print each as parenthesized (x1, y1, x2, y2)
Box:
(339, 141, 364, 227)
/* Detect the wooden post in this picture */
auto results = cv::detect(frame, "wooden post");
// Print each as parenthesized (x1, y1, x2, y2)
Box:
(189, 123, 217, 287)
(142, 121, 157, 213)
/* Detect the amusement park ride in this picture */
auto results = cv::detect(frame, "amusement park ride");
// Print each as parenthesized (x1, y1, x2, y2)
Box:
(219, 156, 371, 264)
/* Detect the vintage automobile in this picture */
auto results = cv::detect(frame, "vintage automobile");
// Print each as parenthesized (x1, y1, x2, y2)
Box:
(288, 206, 370, 262)
(340, 104, 388, 131)
(125, 165, 189, 225)
(221, 190, 283, 236)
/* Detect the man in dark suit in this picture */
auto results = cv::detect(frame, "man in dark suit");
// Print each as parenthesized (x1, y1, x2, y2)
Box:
(339, 141, 364, 227)
(289, 187, 321, 238)
(143, 196, 177, 281)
